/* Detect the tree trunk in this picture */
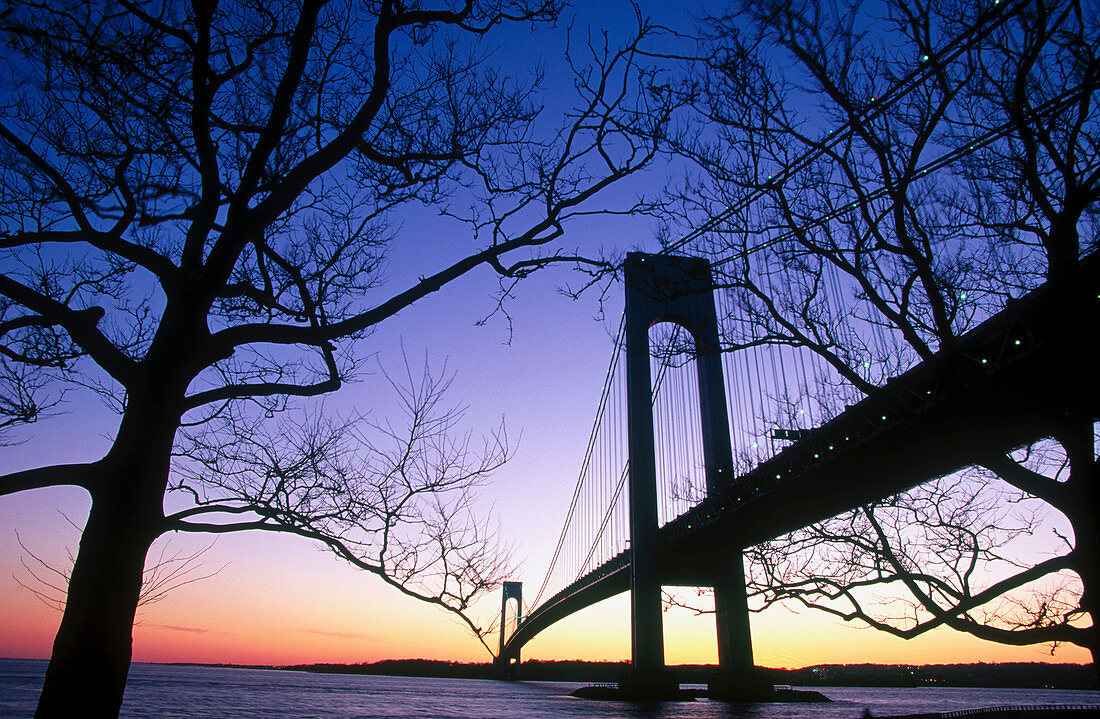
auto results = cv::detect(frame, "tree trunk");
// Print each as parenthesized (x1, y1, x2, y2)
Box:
(34, 396, 179, 719)
(1075, 544, 1099, 675)
(34, 493, 155, 718)
(1069, 467, 1099, 676)
(1055, 402, 1099, 679)
(1050, 284, 1099, 677)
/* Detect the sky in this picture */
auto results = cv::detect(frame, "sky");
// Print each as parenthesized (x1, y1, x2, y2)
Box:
(0, 0, 1094, 672)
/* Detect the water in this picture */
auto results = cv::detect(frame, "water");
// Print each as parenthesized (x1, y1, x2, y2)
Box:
(2, 659, 1098, 719)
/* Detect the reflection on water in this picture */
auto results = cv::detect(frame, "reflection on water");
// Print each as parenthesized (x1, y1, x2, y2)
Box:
(1, 659, 1098, 719)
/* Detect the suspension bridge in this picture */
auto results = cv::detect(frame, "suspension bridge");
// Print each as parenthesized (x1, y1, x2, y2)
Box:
(493, 250, 1099, 699)
(486, 0, 1100, 698)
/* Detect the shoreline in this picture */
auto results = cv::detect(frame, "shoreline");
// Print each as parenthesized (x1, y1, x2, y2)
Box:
(136, 659, 1098, 690)
(5, 657, 1095, 691)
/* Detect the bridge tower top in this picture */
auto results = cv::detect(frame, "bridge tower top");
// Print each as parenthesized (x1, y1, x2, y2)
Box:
(623, 252, 732, 494)
(623, 252, 721, 354)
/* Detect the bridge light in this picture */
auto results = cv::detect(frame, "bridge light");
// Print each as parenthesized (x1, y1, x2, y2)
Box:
(828, 444, 834, 450)
(981, 358, 988, 364)
(1014, 339, 1022, 345)
(881, 414, 887, 420)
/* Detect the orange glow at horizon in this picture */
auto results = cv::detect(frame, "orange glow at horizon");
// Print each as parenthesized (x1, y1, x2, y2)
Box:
(6, 584, 1092, 670)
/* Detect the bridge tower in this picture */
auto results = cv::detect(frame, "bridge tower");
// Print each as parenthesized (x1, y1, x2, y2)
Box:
(623, 252, 758, 698)
(496, 581, 522, 678)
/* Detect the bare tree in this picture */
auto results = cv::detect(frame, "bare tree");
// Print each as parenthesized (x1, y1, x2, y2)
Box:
(657, 0, 1099, 663)
(0, 0, 676, 715)
(743, 465, 1087, 650)
(170, 354, 516, 655)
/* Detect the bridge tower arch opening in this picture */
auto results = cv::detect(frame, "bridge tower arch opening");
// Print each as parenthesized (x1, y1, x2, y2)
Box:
(623, 252, 757, 698)
(650, 321, 715, 527)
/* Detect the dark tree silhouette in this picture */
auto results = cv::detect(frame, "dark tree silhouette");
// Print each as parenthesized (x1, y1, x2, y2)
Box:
(658, 0, 1099, 662)
(0, 0, 675, 715)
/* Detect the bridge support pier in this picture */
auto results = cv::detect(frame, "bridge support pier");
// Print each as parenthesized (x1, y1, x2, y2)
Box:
(495, 654, 520, 681)
(709, 552, 772, 700)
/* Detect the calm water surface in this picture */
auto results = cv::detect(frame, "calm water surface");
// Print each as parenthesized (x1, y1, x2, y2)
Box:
(2, 659, 1098, 719)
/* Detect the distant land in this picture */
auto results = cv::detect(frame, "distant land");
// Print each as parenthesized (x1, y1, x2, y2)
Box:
(195, 660, 1098, 690)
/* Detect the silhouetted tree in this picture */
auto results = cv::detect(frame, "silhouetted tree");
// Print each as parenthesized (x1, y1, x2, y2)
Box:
(659, 0, 1098, 663)
(0, 0, 675, 715)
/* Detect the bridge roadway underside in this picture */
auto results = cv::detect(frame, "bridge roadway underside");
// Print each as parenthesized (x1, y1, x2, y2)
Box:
(505, 279, 1099, 657)
(660, 300, 1099, 579)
